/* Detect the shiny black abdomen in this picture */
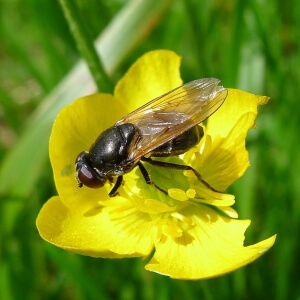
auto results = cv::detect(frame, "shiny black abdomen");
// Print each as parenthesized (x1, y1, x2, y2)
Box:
(151, 125, 204, 157)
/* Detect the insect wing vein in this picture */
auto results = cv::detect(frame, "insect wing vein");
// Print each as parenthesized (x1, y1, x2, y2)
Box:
(115, 78, 228, 161)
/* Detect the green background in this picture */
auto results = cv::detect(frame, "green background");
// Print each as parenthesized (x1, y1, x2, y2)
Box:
(0, 0, 299, 299)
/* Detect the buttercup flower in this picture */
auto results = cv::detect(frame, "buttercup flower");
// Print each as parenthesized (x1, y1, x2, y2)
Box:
(36, 50, 276, 279)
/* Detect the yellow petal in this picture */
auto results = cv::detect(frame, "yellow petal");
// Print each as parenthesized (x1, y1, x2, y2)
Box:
(183, 89, 270, 191)
(36, 196, 158, 258)
(145, 204, 276, 279)
(198, 112, 256, 190)
(183, 89, 268, 191)
(114, 50, 183, 112)
(132, 198, 175, 214)
(49, 94, 126, 209)
(206, 89, 269, 139)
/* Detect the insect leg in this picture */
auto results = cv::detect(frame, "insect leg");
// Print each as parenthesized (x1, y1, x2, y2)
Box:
(109, 175, 123, 197)
(142, 157, 220, 193)
(137, 162, 168, 195)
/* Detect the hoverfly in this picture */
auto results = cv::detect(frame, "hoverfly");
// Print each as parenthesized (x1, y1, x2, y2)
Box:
(75, 78, 228, 197)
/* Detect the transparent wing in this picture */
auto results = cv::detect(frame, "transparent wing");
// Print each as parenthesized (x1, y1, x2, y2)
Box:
(115, 78, 228, 161)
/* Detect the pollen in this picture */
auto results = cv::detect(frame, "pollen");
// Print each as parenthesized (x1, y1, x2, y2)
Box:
(186, 188, 196, 198)
(159, 211, 195, 239)
(170, 212, 194, 226)
(168, 188, 188, 201)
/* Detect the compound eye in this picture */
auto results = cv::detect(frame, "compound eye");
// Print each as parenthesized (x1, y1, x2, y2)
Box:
(75, 152, 104, 188)
(77, 164, 104, 188)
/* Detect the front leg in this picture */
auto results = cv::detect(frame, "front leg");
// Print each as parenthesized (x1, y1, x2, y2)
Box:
(109, 175, 123, 197)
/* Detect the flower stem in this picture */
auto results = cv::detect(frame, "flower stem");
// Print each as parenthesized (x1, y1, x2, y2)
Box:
(59, 0, 113, 93)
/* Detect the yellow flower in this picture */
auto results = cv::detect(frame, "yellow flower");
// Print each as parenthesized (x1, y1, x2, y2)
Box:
(36, 50, 276, 279)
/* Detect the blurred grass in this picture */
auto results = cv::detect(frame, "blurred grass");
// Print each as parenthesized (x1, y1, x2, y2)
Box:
(0, 0, 300, 299)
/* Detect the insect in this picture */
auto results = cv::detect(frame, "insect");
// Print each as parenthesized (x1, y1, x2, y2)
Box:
(75, 78, 228, 197)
